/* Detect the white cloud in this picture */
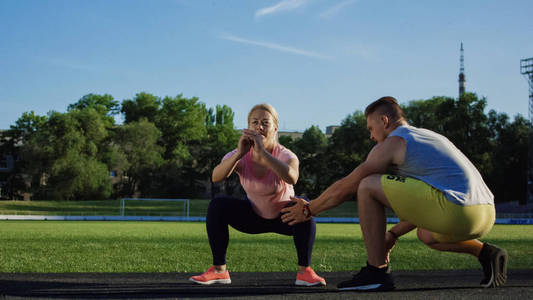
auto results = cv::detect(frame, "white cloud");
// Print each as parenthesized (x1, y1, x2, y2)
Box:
(255, 0, 309, 18)
(319, 0, 357, 19)
(219, 33, 333, 60)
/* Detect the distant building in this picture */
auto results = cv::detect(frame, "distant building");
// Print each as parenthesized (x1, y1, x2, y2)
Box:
(325, 126, 339, 136)
(278, 131, 303, 140)
(0, 130, 15, 173)
(0, 155, 14, 173)
(277, 125, 340, 140)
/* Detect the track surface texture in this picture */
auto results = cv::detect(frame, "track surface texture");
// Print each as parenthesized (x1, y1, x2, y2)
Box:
(1, 269, 531, 299)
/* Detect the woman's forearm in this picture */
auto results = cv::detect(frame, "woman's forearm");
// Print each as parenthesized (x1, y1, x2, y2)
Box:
(258, 149, 298, 184)
(212, 153, 241, 182)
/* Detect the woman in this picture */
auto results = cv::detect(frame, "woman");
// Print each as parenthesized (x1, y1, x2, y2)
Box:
(189, 103, 325, 286)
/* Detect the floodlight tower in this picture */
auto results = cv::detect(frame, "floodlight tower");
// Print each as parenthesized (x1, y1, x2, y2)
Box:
(459, 42, 466, 97)
(520, 57, 533, 204)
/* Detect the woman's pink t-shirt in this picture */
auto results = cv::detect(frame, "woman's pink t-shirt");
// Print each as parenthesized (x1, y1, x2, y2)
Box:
(222, 144, 298, 219)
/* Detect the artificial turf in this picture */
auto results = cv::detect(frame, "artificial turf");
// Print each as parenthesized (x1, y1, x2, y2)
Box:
(0, 221, 530, 273)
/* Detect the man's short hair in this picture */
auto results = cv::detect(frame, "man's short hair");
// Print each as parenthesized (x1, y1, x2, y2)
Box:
(364, 96, 405, 122)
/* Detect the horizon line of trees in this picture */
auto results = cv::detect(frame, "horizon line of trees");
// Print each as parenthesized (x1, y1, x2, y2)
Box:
(0, 92, 529, 204)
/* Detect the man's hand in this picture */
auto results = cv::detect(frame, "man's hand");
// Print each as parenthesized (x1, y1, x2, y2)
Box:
(281, 196, 310, 225)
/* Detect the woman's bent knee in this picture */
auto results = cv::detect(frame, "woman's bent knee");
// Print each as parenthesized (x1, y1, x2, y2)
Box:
(208, 196, 233, 215)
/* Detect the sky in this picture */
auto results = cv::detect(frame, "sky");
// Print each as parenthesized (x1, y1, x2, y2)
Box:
(1, 0, 532, 132)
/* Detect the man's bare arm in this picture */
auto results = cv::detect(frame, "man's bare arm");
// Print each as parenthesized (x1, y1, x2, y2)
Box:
(281, 136, 405, 225)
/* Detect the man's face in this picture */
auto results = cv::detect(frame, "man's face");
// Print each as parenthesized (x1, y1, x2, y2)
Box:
(366, 113, 388, 143)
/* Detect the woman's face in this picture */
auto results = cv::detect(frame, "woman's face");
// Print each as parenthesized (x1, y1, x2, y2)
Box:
(248, 109, 277, 145)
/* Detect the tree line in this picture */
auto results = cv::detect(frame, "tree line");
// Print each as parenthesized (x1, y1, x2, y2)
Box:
(0, 92, 529, 204)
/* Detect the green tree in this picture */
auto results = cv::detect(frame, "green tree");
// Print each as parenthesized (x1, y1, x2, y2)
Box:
(404, 93, 492, 179)
(0, 112, 48, 199)
(45, 152, 111, 200)
(442, 93, 492, 173)
(326, 111, 374, 184)
(20, 109, 112, 200)
(139, 95, 209, 198)
(113, 119, 164, 197)
(278, 135, 295, 150)
(292, 126, 328, 198)
(402, 94, 526, 203)
(121, 92, 161, 123)
(1, 112, 49, 198)
(120, 92, 229, 198)
(68, 93, 119, 117)
(5, 111, 48, 145)
(487, 112, 529, 204)
(402, 96, 449, 132)
(155, 94, 208, 161)
(284, 112, 373, 200)
(202, 105, 240, 198)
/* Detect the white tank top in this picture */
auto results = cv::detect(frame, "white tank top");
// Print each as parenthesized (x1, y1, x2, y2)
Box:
(389, 125, 494, 206)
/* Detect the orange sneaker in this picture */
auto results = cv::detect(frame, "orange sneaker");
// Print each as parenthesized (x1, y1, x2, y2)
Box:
(189, 266, 231, 285)
(295, 266, 326, 286)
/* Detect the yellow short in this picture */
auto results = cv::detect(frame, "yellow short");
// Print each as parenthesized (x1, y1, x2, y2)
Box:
(381, 174, 495, 243)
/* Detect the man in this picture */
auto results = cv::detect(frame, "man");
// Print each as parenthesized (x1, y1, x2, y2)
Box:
(281, 96, 508, 291)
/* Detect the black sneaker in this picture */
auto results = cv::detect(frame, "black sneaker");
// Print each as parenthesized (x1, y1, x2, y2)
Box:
(337, 263, 395, 291)
(478, 242, 508, 288)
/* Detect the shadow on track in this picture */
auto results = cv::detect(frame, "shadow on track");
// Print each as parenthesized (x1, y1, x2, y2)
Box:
(0, 269, 531, 299)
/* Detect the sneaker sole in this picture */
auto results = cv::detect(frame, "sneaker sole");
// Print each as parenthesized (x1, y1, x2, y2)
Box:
(295, 279, 326, 286)
(481, 249, 508, 288)
(189, 278, 232, 285)
(338, 283, 395, 292)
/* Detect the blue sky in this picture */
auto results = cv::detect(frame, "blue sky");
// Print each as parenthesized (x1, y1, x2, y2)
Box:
(1, 0, 532, 132)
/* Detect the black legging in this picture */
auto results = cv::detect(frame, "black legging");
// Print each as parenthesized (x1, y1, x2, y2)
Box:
(206, 195, 317, 267)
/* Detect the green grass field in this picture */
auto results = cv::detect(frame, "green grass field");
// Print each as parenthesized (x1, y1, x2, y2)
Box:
(0, 221, 530, 273)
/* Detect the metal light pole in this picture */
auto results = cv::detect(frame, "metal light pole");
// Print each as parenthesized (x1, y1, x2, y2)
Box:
(520, 57, 533, 204)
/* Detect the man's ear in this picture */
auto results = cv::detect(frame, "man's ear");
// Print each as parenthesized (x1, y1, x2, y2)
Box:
(381, 115, 390, 128)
